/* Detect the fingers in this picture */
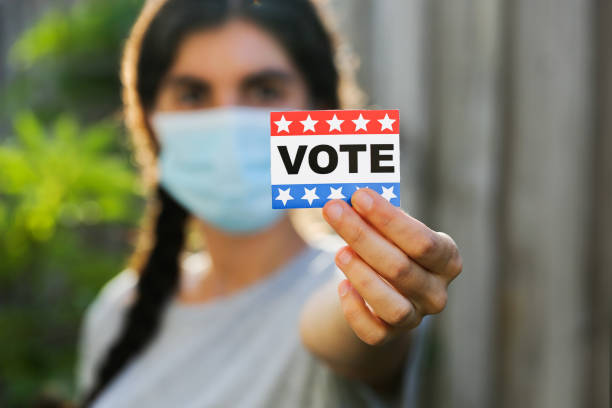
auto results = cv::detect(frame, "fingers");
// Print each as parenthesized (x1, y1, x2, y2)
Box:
(323, 191, 461, 336)
(323, 199, 440, 299)
(435, 232, 463, 283)
(336, 246, 442, 318)
(349, 188, 462, 280)
(337, 279, 394, 346)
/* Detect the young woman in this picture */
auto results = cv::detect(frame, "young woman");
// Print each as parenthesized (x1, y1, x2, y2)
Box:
(76, 0, 462, 407)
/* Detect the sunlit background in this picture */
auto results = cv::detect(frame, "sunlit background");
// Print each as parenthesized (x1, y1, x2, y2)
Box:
(0, 0, 609, 407)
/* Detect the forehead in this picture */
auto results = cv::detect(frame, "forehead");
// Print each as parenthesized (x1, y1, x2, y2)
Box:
(166, 19, 298, 80)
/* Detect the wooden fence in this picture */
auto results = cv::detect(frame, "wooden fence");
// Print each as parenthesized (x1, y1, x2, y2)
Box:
(330, 1, 610, 407)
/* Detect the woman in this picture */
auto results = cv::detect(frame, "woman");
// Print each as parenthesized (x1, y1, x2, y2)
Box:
(76, 0, 462, 407)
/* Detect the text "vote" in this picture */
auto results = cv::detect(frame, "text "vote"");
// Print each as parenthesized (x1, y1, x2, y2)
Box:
(277, 144, 395, 175)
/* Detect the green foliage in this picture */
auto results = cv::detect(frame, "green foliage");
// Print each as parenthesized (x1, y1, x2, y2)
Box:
(0, 111, 142, 269)
(1, 1, 148, 405)
(0, 112, 144, 405)
(4, 0, 144, 124)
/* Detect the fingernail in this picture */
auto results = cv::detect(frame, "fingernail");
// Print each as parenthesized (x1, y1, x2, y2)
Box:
(352, 190, 373, 211)
(325, 202, 343, 223)
(338, 280, 350, 297)
(337, 249, 352, 265)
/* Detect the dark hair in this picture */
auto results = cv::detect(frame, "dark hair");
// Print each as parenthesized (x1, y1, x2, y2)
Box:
(82, 0, 341, 405)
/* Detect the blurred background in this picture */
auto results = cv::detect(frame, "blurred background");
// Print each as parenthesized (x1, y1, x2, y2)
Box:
(0, 0, 609, 407)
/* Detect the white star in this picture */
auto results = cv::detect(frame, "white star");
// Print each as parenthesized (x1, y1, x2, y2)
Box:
(301, 187, 319, 206)
(300, 115, 318, 132)
(355, 185, 368, 190)
(275, 187, 293, 206)
(381, 186, 398, 202)
(326, 114, 344, 132)
(274, 115, 292, 133)
(327, 186, 346, 199)
(378, 114, 396, 131)
(352, 113, 370, 131)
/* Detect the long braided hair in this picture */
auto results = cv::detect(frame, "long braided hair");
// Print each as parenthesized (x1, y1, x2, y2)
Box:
(81, 0, 361, 405)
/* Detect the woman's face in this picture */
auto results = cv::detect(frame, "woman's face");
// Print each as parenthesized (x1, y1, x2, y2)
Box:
(153, 19, 311, 112)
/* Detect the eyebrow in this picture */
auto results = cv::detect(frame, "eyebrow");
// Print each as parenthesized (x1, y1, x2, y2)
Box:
(163, 75, 209, 90)
(240, 69, 296, 89)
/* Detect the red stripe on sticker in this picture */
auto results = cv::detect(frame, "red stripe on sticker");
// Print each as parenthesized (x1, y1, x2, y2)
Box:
(270, 109, 399, 136)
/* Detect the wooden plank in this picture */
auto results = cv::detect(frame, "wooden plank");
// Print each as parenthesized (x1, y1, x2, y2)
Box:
(498, 1, 593, 407)
(587, 0, 611, 406)
(426, 1, 503, 407)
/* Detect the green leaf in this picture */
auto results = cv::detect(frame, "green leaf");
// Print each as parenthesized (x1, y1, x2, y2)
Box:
(13, 111, 45, 151)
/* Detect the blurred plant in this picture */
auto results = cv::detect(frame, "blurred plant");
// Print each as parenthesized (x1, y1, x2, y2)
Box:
(0, 0, 148, 405)
(3, 0, 144, 124)
(0, 112, 143, 405)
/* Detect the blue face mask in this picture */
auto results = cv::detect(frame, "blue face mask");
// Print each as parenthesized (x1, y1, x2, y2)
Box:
(152, 106, 286, 234)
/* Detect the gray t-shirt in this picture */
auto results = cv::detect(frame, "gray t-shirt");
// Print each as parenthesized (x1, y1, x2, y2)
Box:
(76, 236, 431, 407)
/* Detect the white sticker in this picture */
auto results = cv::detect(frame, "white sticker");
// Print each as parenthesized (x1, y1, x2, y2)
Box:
(270, 109, 400, 209)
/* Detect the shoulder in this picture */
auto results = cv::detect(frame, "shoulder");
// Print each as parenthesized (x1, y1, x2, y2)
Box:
(76, 268, 138, 396)
(80, 267, 140, 354)
(84, 268, 138, 331)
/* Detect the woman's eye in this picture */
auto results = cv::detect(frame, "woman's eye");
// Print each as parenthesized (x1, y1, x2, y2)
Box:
(179, 87, 205, 106)
(249, 83, 283, 103)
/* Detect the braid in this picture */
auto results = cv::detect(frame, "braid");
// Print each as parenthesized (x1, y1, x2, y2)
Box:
(82, 186, 188, 406)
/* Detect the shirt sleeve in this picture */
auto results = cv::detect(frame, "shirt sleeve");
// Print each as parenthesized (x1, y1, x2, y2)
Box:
(324, 236, 433, 408)
(329, 318, 432, 408)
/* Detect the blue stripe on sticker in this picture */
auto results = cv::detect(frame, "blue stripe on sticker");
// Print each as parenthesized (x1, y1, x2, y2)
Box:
(271, 182, 400, 209)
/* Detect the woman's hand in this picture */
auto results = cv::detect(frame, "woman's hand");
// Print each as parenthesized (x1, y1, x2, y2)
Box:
(322, 188, 462, 346)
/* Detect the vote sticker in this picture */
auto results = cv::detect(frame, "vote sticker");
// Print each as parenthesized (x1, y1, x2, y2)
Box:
(270, 109, 400, 209)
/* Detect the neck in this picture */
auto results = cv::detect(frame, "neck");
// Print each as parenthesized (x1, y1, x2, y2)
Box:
(182, 214, 307, 302)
